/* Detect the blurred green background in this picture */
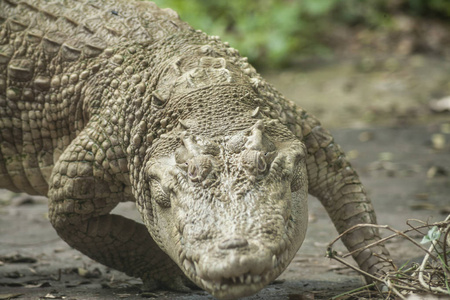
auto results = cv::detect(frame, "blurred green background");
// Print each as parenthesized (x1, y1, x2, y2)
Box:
(152, 0, 450, 128)
(153, 0, 450, 68)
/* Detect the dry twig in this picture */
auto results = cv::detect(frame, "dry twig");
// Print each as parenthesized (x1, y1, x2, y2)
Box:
(328, 215, 450, 299)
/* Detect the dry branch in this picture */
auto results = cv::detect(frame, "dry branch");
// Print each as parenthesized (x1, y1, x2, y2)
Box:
(328, 215, 450, 299)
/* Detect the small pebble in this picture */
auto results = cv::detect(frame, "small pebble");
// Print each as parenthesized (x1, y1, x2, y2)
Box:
(378, 152, 394, 161)
(431, 133, 445, 150)
(409, 202, 436, 211)
(427, 166, 447, 178)
(358, 131, 374, 142)
(414, 193, 429, 200)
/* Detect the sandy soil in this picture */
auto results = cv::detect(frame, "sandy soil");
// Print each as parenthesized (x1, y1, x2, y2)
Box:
(263, 55, 450, 128)
(1, 56, 449, 299)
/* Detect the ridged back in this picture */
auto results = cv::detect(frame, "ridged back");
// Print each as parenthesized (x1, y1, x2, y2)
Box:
(0, 0, 190, 194)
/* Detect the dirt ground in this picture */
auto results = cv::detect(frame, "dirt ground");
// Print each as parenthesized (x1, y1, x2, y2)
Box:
(1, 55, 449, 299)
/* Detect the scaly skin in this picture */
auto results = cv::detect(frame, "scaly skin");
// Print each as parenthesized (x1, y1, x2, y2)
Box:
(0, 0, 392, 298)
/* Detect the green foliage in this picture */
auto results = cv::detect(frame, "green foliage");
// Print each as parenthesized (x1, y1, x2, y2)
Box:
(409, 0, 450, 17)
(332, 0, 392, 27)
(420, 226, 441, 244)
(154, 0, 311, 67)
(152, 0, 450, 68)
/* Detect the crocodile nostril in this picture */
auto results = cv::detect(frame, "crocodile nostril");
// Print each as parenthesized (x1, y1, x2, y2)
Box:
(218, 237, 249, 249)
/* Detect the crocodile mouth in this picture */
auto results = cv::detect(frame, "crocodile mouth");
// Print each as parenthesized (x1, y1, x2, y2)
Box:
(179, 245, 291, 299)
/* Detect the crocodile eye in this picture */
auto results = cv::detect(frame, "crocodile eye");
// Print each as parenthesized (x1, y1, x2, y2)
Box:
(187, 156, 212, 183)
(256, 152, 266, 173)
(242, 150, 269, 175)
(188, 164, 200, 182)
(264, 151, 277, 165)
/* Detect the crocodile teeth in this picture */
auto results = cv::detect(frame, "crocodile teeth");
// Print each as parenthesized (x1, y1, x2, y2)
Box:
(194, 260, 202, 276)
(253, 275, 261, 283)
(279, 238, 286, 252)
(245, 275, 252, 285)
(179, 250, 186, 261)
(201, 278, 213, 291)
(239, 274, 244, 283)
(220, 273, 267, 286)
(221, 283, 228, 290)
(272, 255, 277, 268)
(183, 259, 194, 274)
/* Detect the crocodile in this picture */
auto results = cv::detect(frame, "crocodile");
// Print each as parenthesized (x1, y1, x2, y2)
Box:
(0, 0, 392, 298)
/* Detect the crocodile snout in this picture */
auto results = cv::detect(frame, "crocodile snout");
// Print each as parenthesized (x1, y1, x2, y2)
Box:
(218, 237, 249, 249)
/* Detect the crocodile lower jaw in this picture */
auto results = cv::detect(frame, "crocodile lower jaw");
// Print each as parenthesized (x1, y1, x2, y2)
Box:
(181, 249, 291, 299)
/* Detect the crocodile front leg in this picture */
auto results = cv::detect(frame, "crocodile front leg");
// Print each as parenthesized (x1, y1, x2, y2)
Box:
(47, 123, 191, 291)
(302, 115, 392, 279)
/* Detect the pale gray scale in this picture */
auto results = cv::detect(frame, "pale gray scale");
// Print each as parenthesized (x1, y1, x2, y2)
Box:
(42, 32, 67, 55)
(54, 15, 80, 35)
(0, 2, 16, 22)
(84, 18, 122, 45)
(77, 2, 104, 24)
(0, 75, 6, 93)
(32, 8, 59, 34)
(62, 12, 83, 28)
(124, 17, 152, 42)
(22, 150, 49, 194)
(25, 28, 44, 44)
(41, 2, 67, 18)
(22, 88, 34, 101)
(0, 44, 14, 64)
(103, 20, 127, 38)
(0, 15, 6, 26)
(0, 152, 18, 191)
(8, 16, 30, 32)
(61, 42, 82, 62)
(34, 75, 51, 91)
(83, 37, 107, 58)
(83, 18, 102, 35)
(8, 58, 34, 82)
(15, 2, 40, 14)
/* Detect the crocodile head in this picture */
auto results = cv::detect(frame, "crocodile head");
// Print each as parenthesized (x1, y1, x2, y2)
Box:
(139, 119, 308, 299)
